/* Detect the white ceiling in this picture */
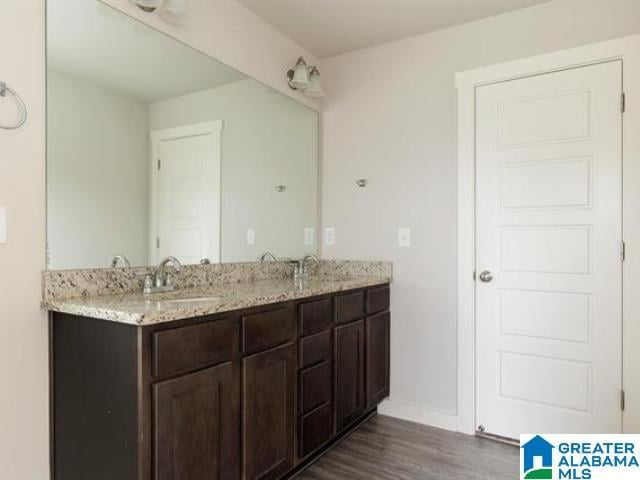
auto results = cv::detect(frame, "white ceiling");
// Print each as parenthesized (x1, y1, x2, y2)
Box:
(238, 0, 550, 58)
(47, 0, 246, 103)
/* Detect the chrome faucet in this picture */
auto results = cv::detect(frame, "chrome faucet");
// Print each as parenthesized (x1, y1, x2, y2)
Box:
(259, 251, 278, 262)
(289, 254, 320, 281)
(110, 254, 131, 268)
(142, 256, 182, 294)
(301, 254, 320, 276)
(155, 256, 182, 287)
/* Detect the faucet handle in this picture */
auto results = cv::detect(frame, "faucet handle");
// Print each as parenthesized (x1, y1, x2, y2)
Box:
(140, 274, 153, 294)
(288, 260, 302, 279)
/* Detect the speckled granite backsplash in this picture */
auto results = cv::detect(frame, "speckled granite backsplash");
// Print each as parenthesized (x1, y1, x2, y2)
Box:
(316, 260, 392, 279)
(43, 260, 392, 302)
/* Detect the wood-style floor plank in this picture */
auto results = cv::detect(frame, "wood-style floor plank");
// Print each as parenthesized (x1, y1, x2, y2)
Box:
(296, 414, 519, 480)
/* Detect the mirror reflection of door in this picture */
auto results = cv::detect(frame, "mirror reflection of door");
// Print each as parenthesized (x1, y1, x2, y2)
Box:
(151, 121, 223, 265)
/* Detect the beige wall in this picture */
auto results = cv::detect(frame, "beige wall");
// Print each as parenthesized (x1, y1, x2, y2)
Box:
(1, 0, 317, 477)
(319, 0, 640, 426)
(0, 1, 48, 478)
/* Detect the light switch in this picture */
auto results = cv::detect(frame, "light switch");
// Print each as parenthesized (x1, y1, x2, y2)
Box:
(304, 227, 315, 246)
(247, 228, 255, 245)
(324, 227, 335, 246)
(0, 207, 6, 244)
(398, 227, 411, 247)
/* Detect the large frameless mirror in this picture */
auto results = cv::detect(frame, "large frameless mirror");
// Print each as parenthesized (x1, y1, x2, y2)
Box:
(46, 0, 319, 270)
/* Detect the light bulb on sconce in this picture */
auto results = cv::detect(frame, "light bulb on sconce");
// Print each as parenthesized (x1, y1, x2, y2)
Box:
(287, 57, 325, 98)
(288, 57, 310, 90)
(305, 67, 324, 97)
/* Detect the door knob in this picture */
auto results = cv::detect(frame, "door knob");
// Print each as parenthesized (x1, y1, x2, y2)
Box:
(478, 270, 493, 283)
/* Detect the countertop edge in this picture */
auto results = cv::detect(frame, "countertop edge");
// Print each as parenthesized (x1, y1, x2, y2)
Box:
(43, 276, 391, 326)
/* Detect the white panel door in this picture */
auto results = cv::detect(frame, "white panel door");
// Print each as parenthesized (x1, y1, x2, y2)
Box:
(153, 122, 222, 265)
(476, 61, 622, 438)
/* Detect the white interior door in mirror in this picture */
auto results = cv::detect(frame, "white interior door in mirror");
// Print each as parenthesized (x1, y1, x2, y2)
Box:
(475, 61, 623, 438)
(151, 121, 222, 265)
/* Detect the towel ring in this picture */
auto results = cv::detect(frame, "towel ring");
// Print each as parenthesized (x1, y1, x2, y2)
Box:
(0, 81, 27, 130)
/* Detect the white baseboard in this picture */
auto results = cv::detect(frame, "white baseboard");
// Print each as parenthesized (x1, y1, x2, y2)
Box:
(377, 398, 459, 432)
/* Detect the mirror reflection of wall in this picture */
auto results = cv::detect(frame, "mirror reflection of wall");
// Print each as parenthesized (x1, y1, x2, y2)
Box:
(46, 0, 318, 270)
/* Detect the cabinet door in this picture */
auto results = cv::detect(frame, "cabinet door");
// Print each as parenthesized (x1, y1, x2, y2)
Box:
(334, 320, 365, 432)
(243, 344, 295, 480)
(366, 311, 390, 408)
(154, 362, 240, 480)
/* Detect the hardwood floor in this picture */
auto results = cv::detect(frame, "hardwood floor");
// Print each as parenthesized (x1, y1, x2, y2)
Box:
(296, 414, 519, 480)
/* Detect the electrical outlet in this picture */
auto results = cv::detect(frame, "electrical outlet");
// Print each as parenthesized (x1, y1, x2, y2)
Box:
(0, 207, 6, 244)
(398, 227, 411, 247)
(324, 227, 335, 246)
(304, 227, 315, 246)
(247, 228, 256, 245)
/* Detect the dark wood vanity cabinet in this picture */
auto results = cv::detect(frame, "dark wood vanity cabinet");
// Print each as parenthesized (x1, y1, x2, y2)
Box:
(51, 284, 390, 480)
(154, 362, 240, 480)
(365, 286, 391, 410)
(297, 299, 334, 460)
(334, 320, 366, 432)
(366, 311, 390, 408)
(243, 344, 296, 480)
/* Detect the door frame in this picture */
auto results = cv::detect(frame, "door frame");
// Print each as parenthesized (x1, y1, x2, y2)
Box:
(149, 120, 224, 265)
(455, 34, 640, 435)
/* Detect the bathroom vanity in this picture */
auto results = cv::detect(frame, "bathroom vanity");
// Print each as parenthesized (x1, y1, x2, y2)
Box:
(47, 274, 390, 480)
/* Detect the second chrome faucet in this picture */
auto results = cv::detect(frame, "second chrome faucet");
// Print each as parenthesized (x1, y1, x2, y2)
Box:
(142, 256, 183, 294)
(289, 253, 320, 280)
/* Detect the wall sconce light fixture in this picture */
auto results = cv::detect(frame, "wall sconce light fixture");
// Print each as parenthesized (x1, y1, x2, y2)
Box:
(287, 57, 325, 98)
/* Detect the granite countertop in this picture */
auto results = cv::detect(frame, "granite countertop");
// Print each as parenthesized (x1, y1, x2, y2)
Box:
(43, 275, 390, 325)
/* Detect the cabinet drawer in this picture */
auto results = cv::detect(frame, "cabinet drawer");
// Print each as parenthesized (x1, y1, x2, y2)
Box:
(152, 318, 238, 378)
(299, 330, 332, 369)
(299, 403, 332, 458)
(299, 298, 332, 336)
(299, 361, 332, 414)
(242, 308, 295, 355)
(366, 285, 390, 314)
(335, 291, 365, 324)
